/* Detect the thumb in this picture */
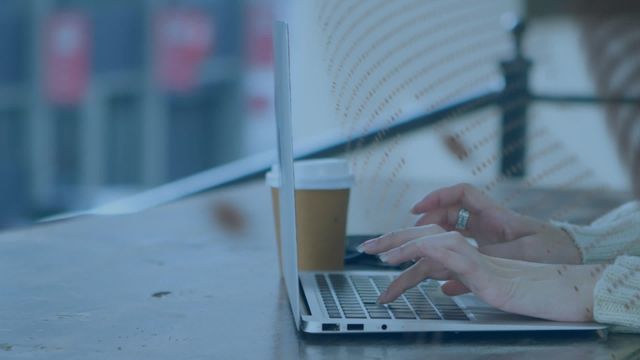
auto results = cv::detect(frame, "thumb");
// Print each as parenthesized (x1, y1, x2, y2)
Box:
(441, 279, 470, 296)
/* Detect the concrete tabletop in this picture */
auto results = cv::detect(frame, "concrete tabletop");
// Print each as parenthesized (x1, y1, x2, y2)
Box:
(1, 180, 638, 359)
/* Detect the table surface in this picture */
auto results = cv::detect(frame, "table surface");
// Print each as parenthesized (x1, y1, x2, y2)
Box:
(1, 180, 639, 359)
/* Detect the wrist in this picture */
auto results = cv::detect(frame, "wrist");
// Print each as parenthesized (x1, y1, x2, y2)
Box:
(577, 264, 603, 321)
(516, 225, 583, 264)
(555, 227, 583, 264)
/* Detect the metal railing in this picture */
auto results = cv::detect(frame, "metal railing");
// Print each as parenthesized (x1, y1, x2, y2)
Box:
(76, 17, 639, 216)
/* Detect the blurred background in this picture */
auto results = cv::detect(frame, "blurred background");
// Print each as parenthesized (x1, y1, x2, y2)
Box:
(0, 0, 283, 228)
(0, 0, 637, 231)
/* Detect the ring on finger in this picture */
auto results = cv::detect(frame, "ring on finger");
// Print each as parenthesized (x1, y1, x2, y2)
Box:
(455, 208, 470, 230)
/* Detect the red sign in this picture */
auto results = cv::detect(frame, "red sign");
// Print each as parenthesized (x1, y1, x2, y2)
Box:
(44, 11, 90, 105)
(155, 9, 214, 92)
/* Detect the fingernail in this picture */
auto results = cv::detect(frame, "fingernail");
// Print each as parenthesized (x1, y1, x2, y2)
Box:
(356, 238, 378, 253)
(378, 253, 389, 263)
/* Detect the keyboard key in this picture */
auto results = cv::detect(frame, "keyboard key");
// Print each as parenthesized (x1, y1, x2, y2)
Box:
(368, 312, 392, 319)
(416, 311, 441, 320)
(345, 313, 367, 319)
(392, 311, 417, 319)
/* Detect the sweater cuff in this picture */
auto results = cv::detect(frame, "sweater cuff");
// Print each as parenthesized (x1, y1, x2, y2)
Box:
(593, 256, 640, 330)
(551, 220, 614, 263)
(551, 211, 640, 264)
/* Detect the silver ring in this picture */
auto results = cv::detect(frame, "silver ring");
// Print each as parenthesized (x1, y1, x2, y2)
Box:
(455, 208, 470, 230)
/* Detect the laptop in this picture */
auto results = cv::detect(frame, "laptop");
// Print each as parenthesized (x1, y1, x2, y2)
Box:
(273, 21, 607, 334)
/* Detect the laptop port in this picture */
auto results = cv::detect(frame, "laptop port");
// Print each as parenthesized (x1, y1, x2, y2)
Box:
(347, 324, 364, 331)
(322, 323, 340, 331)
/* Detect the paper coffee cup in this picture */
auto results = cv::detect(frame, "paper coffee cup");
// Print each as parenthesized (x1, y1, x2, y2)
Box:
(266, 158, 354, 272)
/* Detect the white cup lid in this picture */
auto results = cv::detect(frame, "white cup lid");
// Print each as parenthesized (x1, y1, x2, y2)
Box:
(266, 158, 354, 190)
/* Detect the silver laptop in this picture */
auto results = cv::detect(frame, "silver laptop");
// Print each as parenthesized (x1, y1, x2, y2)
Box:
(273, 21, 606, 334)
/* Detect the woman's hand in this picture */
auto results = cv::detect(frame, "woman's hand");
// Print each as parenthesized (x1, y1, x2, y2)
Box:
(369, 230, 601, 322)
(356, 183, 585, 304)
(406, 183, 581, 264)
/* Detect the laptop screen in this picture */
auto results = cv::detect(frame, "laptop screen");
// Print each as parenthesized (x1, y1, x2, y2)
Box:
(273, 20, 300, 330)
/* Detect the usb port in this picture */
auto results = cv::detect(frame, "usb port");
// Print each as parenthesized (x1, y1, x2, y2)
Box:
(347, 324, 364, 331)
(322, 323, 340, 331)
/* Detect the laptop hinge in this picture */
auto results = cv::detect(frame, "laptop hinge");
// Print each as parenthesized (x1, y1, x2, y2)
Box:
(299, 279, 312, 316)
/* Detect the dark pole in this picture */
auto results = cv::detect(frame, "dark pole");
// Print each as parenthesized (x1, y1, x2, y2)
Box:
(499, 16, 531, 178)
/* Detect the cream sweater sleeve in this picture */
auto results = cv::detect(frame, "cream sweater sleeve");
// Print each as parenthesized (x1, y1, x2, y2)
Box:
(552, 201, 640, 263)
(593, 256, 640, 331)
(552, 202, 640, 331)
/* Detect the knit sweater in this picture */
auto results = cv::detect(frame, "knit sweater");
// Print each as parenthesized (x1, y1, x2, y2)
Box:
(553, 201, 640, 332)
(573, 3, 640, 331)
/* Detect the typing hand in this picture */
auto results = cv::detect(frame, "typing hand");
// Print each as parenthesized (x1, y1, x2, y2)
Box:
(357, 183, 585, 307)
(367, 230, 600, 322)
(409, 183, 582, 264)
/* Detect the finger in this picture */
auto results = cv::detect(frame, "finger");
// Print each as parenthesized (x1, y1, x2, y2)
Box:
(415, 207, 473, 235)
(441, 280, 471, 296)
(411, 183, 484, 215)
(379, 231, 474, 266)
(358, 224, 445, 254)
(377, 259, 433, 304)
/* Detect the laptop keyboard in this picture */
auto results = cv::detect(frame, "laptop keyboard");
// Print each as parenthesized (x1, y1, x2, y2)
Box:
(315, 274, 468, 321)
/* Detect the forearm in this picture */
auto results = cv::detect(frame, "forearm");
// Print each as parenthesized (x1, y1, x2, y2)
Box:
(491, 259, 601, 322)
(503, 257, 640, 329)
(525, 264, 601, 322)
